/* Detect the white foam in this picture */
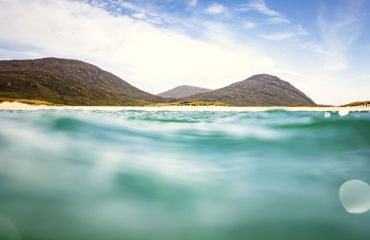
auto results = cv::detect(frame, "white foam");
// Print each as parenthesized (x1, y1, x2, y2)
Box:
(338, 109, 350, 116)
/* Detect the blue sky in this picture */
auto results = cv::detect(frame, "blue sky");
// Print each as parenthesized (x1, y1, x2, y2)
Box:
(0, 0, 369, 104)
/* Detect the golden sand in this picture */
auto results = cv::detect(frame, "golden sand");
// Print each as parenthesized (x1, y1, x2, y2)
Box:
(0, 101, 369, 112)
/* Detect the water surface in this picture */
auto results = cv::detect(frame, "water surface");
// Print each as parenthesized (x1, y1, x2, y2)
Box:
(0, 110, 369, 240)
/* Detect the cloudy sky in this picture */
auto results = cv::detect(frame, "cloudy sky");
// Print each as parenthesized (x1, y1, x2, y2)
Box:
(0, 0, 369, 104)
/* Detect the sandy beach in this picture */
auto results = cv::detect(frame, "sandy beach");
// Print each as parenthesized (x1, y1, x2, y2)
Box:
(0, 101, 369, 112)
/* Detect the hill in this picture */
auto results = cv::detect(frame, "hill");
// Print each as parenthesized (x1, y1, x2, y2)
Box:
(158, 85, 211, 98)
(0, 58, 316, 106)
(187, 74, 315, 106)
(341, 101, 370, 107)
(0, 58, 164, 106)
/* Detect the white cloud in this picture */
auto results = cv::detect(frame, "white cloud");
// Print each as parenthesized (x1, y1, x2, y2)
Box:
(298, 41, 325, 54)
(317, 2, 363, 71)
(131, 13, 146, 19)
(0, 0, 368, 105)
(188, 0, 198, 7)
(87, 0, 140, 12)
(236, 1, 290, 25)
(239, 0, 282, 17)
(242, 21, 257, 29)
(0, 0, 281, 94)
(206, 3, 226, 14)
(267, 17, 290, 24)
(260, 25, 307, 40)
(87, 0, 167, 25)
(116, 1, 138, 11)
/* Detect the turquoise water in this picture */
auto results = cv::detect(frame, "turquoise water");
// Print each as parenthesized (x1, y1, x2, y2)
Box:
(0, 110, 369, 240)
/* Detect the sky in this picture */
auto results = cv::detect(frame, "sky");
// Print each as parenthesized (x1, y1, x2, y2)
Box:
(0, 0, 369, 105)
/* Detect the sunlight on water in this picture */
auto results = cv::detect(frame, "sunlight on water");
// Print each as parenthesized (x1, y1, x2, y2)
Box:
(0, 110, 369, 240)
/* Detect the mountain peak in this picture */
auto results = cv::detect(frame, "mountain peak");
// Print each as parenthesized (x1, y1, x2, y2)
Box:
(247, 73, 280, 80)
(158, 85, 211, 99)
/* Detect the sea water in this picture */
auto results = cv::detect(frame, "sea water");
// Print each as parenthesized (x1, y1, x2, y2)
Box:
(0, 110, 369, 240)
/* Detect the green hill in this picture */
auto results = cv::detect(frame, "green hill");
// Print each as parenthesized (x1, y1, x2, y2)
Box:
(0, 58, 164, 106)
(0, 58, 317, 107)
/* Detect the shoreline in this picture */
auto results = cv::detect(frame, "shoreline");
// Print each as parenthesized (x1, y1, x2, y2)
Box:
(0, 101, 369, 112)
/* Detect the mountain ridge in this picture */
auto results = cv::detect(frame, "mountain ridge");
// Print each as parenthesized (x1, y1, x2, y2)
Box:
(158, 85, 211, 99)
(0, 57, 315, 106)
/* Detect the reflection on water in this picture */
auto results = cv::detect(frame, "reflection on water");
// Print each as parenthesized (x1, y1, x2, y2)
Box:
(0, 110, 369, 240)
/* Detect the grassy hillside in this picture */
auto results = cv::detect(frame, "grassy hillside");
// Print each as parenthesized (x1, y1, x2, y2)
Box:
(0, 58, 318, 107)
(341, 101, 370, 107)
(0, 58, 167, 106)
(0, 70, 150, 106)
(188, 74, 315, 106)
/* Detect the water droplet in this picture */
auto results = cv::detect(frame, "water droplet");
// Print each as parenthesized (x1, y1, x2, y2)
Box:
(339, 180, 370, 214)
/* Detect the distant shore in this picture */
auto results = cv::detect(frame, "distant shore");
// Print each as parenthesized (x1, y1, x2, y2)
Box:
(0, 101, 369, 112)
